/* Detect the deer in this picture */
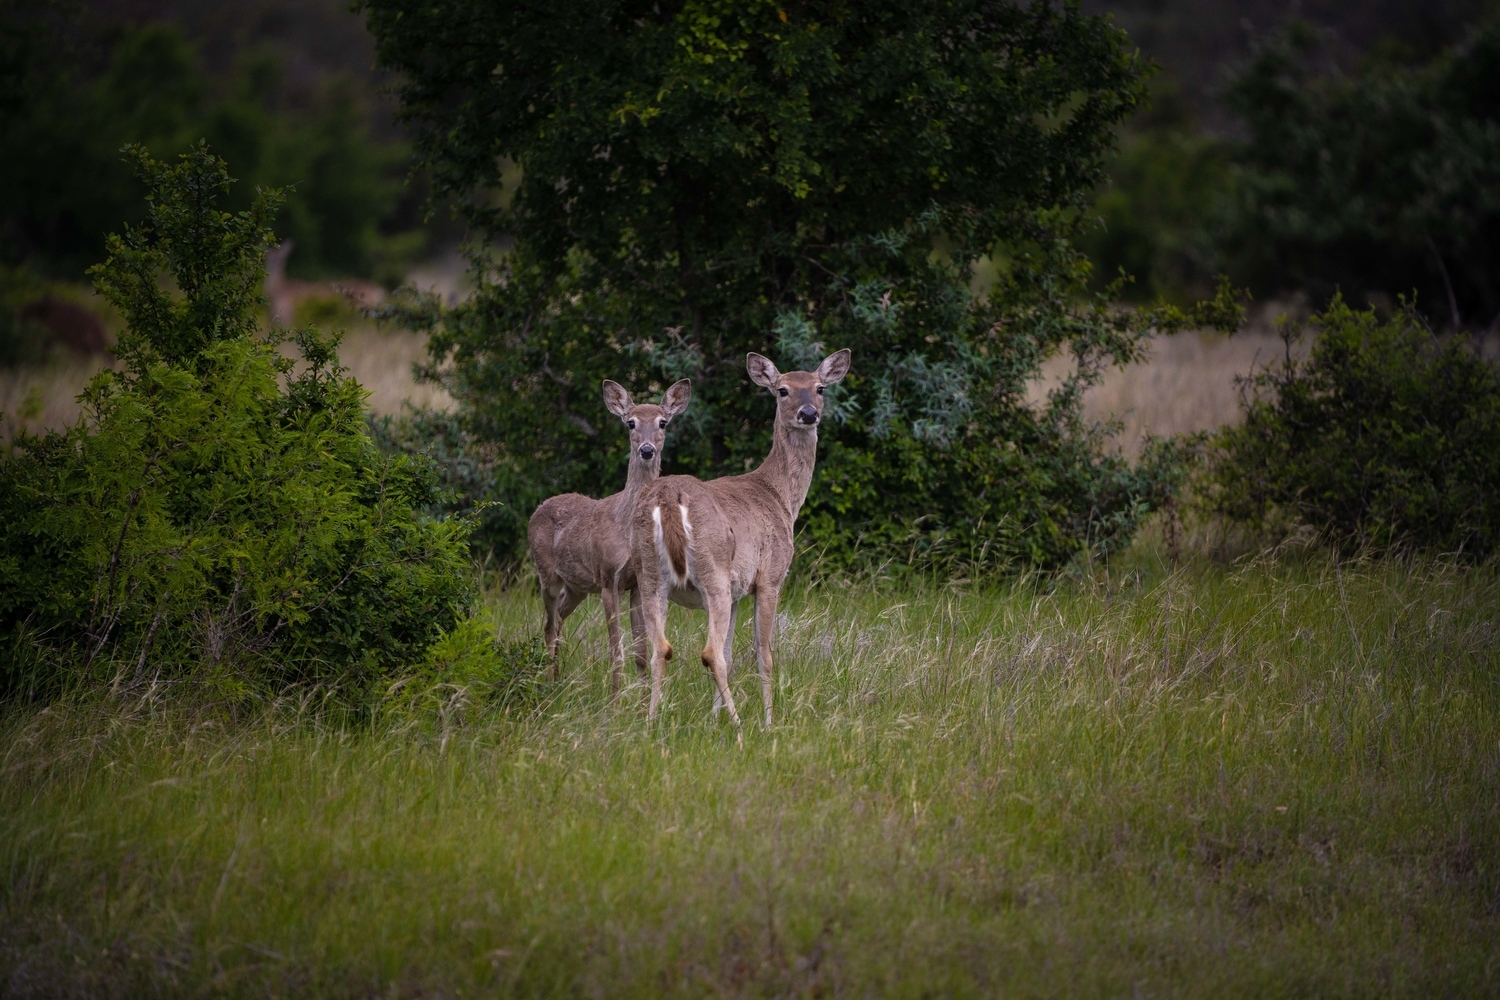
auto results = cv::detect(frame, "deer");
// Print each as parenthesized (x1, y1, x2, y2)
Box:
(529, 378, 692, 693)
(631, 348, 851, 730)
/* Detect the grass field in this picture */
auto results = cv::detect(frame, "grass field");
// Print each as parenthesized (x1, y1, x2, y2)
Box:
(3, 540, 1498, 997)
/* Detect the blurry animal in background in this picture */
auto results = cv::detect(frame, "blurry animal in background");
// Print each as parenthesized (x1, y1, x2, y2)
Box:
(264, 241, 385, 326)
(17, 297, 111, 356)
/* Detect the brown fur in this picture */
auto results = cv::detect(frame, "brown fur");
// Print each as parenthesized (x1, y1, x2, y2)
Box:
(660, 489, 689, 581)
(528, 379, 691, 692)
(633, 349, 851, 728)
(18, 297, 110, 355)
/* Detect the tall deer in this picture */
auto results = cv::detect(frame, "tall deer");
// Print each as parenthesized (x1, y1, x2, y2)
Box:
(529, 378, 692, 693)
(632, 349, 851, 728)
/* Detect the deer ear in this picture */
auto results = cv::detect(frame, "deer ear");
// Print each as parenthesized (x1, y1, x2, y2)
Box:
(602, 380, 633, 418)
(816, 348, 852, 384)
(747, 353, 781, 390)
(660, 379, 692, 418)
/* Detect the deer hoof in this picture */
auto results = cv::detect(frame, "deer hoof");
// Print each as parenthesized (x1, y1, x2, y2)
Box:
(663, 642, 673, 661)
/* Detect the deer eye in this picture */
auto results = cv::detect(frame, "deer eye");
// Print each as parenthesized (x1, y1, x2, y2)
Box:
(778, 387, 788, 397)
(627, 419, 636, 429)
(658, 419, 667, 429)
(816, 385, 825, 395)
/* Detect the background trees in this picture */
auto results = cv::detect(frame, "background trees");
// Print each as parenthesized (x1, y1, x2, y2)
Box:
(362, 0, 1240, 573)
(1080, 5, 1500, 324)
(1224, 17, 1500, 329)
(0, 0, 427, 282)
(0, 147, 476, 700)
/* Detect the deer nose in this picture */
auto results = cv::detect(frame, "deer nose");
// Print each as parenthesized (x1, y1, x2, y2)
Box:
(797, 405, 819, 425)
(638, 443, 656, 460)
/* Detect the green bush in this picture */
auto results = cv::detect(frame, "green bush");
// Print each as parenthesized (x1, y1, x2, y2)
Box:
(363, 0, 1242, 575)
(380, 616, 552, 725)
(1204, 297, 1500, 557)
(0, 145, 475, 701)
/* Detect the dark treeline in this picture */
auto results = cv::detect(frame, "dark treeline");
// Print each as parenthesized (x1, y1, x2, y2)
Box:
(1081, 0, 1500, 328)
(1085, 0, 1494, 129)
(0, 0, 442, 283)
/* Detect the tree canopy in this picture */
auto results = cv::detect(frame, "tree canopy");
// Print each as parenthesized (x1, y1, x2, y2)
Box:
(362, 0, 1240, 573)
(0, 146, 475, 700)
(0, 3, 414, 280)
(1224, 17, 1500, 329)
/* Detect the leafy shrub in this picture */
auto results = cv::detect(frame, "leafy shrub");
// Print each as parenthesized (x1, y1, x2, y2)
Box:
(0, 145, 475, 701)
(363, 0, 1243, 575)
(380, 616, 552, 725)
(368, 405, 499, 525)
(1204, 297, 1500, 557)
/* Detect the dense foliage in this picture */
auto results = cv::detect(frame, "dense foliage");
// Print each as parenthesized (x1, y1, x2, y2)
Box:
(1096, 15, 1500, 324)
(1075, 79, 1233, 303)
(0, 146, 476, 700)
(1205, 298, 1500, 557)
(0, 2, 417, 281)
(363, 0, 1241, 574)
(1223, 17, 1500, 329)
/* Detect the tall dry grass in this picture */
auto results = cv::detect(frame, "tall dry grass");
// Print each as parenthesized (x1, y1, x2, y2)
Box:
(1, 325, 451, 441)
(7, 318, 1287, 450)
(1024, 304, 1310, 457)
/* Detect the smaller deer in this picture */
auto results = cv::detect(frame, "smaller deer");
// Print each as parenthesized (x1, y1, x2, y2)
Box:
(529, 379, 692, 692)
(633, 349, 851, 728)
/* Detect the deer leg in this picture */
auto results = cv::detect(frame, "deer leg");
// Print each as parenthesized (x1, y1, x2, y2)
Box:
(601, 584, 624, 697)
(702, 583, 741, 729)
(628, 587, 649, 683)
(548, 588, 585, 679)
(643, 584, 673, 724)
(754, 586, 780, 728)
(540, 578, 563, 675)
(633, 544, 674, 724)
(712, 598, 738, 714)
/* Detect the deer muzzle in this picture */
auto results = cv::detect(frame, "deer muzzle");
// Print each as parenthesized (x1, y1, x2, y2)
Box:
(797, 405, 819, 425)
(638, 443, 656, 460)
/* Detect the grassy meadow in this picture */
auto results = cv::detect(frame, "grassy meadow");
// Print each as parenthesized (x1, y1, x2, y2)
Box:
(3, 539, 1498, 997)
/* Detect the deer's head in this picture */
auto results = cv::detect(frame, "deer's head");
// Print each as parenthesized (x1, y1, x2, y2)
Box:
(602, 378, 692, 463)
(746, 349, 852, 432)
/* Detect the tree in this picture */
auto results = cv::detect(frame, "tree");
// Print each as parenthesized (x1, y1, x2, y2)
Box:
(0, 145, 474, 700)
(0, 10, 415, 280)
(1075, 76, 1234, 304)
(1224, 17, 1500, 329)
(362, 0, 1240, 573)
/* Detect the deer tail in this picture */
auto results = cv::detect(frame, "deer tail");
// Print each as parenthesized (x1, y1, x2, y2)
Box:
(652, 492, 691, 587)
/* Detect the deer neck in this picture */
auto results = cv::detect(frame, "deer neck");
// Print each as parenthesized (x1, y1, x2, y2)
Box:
(753, 422, 819, 520)
(613, 452, 660, 519)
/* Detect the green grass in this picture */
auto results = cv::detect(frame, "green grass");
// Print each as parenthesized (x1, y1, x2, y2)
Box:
(3, 545, 1499, 996)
